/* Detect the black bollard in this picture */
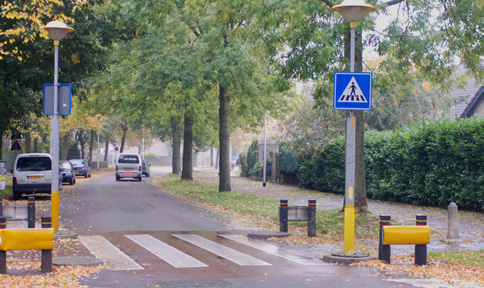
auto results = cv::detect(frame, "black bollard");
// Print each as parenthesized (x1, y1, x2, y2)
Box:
(0, 196, 3, 216)
(0, 216, 6, 274)
(28, 197, 35, 228)
(307, 200, 316, 237)
(279, 200, 288, 233)
(415, 215, 427, 266)
(379, 215, 391, 263)
(41, 216, 53, 273)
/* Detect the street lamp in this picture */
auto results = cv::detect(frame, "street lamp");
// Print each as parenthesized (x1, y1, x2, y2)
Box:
(41, 20, 74, 232)
(332, 0, 374, 255)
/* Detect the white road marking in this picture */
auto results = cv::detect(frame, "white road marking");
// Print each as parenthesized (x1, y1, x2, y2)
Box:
(78, 235, 144, 271)
(173, 234, 272, 266)
(126, 234, 208, 268)
(220, 234, 328, 265)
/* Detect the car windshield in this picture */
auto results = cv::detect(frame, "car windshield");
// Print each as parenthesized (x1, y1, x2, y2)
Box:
(70, 160, 84, 166)
(118, 155, 139, 164)
(16, 157, 51, 171)
(60, 162, 71, 169)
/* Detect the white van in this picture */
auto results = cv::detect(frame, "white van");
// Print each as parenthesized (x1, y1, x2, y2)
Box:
(115, 153, 142, 181)
(12, 153, 62, 200)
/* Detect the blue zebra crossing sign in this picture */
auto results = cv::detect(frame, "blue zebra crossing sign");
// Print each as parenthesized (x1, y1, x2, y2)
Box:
(333, 72, 372, 111)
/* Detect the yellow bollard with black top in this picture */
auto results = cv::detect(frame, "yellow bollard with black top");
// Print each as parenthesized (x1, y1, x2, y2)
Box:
(379, 215, 430, 265)
(0, 216, 54, 273)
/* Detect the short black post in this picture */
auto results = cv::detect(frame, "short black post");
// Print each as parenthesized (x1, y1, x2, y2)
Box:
(415, 215, 427, 266)
(28, 196, 35, 228)
(307, 200, 316, 237)
(379, 215, 391, 263)
(41, 216, 52, 273)
(279, 200, 288, 233)
(0, 216, 6, 274)
(0, 196, 3, 216)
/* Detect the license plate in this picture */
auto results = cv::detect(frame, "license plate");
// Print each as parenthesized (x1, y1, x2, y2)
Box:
(122, 172, 135, 175)
(28, 175, 43, 180)
(75, 171, 81, 174)
(125, 168, 133, 171)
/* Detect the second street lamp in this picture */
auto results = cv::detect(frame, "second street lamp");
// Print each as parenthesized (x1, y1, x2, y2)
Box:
(41, 20, 74, 232)
(332, 0, 374, 255)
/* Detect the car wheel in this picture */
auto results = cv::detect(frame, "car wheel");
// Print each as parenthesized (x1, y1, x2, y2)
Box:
(70, 178, 74, 185)
(138, 175, 142, 182)
(116, 175, 120, 181)
(147, 173, 150, 178)
(12, 192, 21, 201)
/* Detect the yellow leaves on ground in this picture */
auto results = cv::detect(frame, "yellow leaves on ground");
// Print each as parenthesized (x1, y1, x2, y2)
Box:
(353, 255, 484, 288)
(0, 238, 105, 288)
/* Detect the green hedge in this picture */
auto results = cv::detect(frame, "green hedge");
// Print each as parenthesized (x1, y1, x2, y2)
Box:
(296, 118, 483, 211)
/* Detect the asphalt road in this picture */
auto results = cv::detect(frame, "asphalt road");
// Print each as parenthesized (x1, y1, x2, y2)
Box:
(57, 168, 430, 288)
(60, 167, 227, 233)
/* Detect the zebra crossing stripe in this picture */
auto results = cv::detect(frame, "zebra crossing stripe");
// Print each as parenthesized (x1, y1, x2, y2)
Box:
(78, 235, 144, 271)
(126, 234, 208, 268)
(220, 234, 328, 265)
(173, 234, 272, 266)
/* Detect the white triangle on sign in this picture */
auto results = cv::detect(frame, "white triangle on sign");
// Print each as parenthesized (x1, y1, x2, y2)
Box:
(338, 77, 367, 103)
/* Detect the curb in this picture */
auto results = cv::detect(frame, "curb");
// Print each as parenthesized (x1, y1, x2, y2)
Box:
(53, 256, 103, 267)
(247, 231, 290, 239)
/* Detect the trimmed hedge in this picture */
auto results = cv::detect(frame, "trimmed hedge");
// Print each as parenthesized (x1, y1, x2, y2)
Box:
(295, 118, 483, 211)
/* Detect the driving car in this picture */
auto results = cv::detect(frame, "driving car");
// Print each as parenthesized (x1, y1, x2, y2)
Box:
(12, 153, 62, 200)
(116, 153, 142, 181)
(60, 161, 76, 185)
(142, 160, 150, 177)
(70, 159, 91, 178)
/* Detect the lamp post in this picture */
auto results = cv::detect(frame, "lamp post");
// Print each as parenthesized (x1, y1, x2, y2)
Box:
(332, 0, 374, 255)
(41, 20, 74, 232)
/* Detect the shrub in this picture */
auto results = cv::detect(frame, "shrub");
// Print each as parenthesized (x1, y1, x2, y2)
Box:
(295, 117, 483, 211)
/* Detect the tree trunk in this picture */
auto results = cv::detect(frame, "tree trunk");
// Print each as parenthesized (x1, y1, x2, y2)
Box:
(171, 117, 181, 174)
(343, 24, 368, 212)
(33, 137, 38, 153)
(78, 130, 86, 159)
(62, 132, 69, 160)
(0, 130, 3, 159)
(120, 121, 128, 153)
(218, 85, 231, 192)
(89, 130, 94, 166)
(181, 112, 193, 180)
(25, 132, 31, 153)
(104, 135, 110, 162)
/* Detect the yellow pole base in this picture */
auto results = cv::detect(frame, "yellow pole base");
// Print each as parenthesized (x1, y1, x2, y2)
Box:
(344, 206, 355, 254)
(51, 192, 59, 232)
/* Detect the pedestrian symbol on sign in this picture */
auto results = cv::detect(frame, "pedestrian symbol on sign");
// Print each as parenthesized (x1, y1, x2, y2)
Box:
(338, 77, 367, 103)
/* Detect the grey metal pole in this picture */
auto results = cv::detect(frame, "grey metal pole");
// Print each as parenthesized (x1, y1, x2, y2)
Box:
(51, 42, 60, 232)
(343, 22, 357, 255)
(263, 111, 267, 187)
(97, 132, 100, 170)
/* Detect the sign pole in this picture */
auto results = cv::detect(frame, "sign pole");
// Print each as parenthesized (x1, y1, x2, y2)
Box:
(51, 40, 60, 232)
(344, 21, 357, 255)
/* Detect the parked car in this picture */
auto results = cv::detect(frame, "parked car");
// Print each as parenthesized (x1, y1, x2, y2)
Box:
(12, 153, 62, 200)
(142, 160, 150, 177)
(70, 159, 91, 178)
(60, 161, 76, 185)
(116, 153, 142, 181)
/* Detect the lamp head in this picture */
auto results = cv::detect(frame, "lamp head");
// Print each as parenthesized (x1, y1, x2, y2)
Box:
(41, 21, 74, 41)
(331, 0, 375, 22)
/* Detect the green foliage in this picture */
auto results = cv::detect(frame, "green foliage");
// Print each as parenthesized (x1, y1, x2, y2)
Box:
(239, 152, 248, 177)
(246, 140, 258, 176)
(249, 161, 264, 177)
(279, 142, 299, 174)
(296, 118, 484, 211)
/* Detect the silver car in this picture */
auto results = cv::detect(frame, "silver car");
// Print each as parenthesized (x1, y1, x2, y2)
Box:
(115, 153, 142, 181)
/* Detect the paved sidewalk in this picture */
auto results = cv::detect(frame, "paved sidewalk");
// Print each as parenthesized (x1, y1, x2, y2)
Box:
(197, 168, 483, 256)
